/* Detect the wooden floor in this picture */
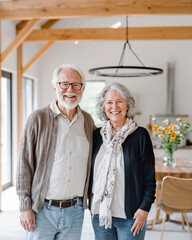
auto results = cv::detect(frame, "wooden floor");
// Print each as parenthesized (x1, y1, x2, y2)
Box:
(0, 187, 191, 240)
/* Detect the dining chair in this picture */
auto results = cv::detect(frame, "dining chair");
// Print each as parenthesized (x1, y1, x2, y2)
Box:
(152, 181, 186, 230)
(151, 181, 161, 230)
(157, 176, 192, 240)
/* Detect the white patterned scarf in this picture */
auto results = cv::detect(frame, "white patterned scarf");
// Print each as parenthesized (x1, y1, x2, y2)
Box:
(91, 118, 138, 229)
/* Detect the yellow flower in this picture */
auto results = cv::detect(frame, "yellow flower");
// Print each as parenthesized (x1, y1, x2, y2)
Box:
(157, 127, 161, 132)
(152, 125, 157, 130)
(173, 126, 177, 130)
(180, 117, 185, 120)
(169, 138, 174, 142)
(168, 124, 173, 129)
(164, 127, 168, 133)
(171, 134, 176, 139)
(153, 132, 157, 136)
(186, 122, 191, 125)
(160, 134, 164, 139)
(169, 129, 174, 134)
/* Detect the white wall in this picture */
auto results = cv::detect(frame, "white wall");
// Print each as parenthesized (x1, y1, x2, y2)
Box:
(38, 40, 192, 129)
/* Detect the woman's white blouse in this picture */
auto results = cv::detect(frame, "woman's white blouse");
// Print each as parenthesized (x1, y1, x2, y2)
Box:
(92, 143, 126, 219)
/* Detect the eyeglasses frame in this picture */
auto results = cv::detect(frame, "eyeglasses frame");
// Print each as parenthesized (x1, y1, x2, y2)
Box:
(57, 82, 83, 90)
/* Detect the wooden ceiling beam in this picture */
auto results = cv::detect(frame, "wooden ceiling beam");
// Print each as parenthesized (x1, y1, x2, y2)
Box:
(16, 20, 29, 31)
(41, 19, 60, 29)
(17, 19, 60, 33)
(0, 0, 192, 20)
(22, 19, 58, 74)
(17, 44, 23, 147)
(24, 26, 192, 42)
(0, 19, 40, 64)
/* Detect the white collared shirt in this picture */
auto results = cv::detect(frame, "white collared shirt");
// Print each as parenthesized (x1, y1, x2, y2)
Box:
(45, 100, 89, 200)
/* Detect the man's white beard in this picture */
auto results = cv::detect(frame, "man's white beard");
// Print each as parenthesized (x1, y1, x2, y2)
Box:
(56, 89, 82, 110)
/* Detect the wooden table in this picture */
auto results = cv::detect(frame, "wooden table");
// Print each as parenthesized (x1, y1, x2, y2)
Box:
(155, 157, 192, 181)
(149, 157, 192, 229)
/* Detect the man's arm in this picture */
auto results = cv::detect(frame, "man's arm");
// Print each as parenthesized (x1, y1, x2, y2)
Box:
(16, 113, 37, 230)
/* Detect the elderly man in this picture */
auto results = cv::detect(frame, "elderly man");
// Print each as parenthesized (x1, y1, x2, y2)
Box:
(16, 64, 95, 240)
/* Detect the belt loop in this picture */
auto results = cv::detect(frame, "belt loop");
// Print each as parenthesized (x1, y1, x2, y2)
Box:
(76, 196, 82, 206)
(48, 200, 52, 209)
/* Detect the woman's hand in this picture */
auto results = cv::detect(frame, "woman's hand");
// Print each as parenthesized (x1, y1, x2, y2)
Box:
(131, 209, 148, 236)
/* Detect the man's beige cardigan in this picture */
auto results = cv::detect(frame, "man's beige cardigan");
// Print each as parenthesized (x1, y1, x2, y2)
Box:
(16, 105, 95, 213)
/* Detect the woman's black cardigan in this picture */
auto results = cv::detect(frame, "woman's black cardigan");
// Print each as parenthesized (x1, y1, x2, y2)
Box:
(88, 126, 156, 219)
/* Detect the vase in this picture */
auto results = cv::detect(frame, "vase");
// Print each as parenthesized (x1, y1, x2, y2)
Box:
(163, 149, 176, 167)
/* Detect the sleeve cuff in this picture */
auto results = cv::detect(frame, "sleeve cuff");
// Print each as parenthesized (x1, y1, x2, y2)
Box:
(19, 196, 32, 212)
(139, 199, 152, 212)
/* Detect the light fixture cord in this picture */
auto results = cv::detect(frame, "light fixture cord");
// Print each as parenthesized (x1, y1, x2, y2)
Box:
(126, 16, 145, 67)
(116, 16, 145, 74)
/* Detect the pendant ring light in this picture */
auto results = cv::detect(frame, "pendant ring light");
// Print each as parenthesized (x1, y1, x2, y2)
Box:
(89, 17, 163, 77)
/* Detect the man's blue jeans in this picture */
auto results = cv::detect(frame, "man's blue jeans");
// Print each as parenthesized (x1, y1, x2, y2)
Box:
(92, 214, 146, 240)
(27, 198, 84, 240)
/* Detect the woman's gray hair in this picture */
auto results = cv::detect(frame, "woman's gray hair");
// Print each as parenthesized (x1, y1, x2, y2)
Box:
(96, 83, 136, 121)
(52, 64, 86, 86)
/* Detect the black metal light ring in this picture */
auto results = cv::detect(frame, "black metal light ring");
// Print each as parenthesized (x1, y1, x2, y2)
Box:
(89, 66, 163, 77)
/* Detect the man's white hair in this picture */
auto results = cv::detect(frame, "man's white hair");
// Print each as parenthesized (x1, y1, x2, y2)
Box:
(52, 64, 86, 86)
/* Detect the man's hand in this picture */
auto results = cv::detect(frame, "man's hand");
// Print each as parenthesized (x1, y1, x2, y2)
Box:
(20, 209, 36, 232)
(131, 209, 148, 236)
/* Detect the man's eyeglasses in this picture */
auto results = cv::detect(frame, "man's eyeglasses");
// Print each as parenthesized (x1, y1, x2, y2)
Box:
(58, 82, 83, 90)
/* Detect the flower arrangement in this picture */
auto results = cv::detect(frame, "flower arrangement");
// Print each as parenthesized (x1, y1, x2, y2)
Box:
(152, 117, 191, 166)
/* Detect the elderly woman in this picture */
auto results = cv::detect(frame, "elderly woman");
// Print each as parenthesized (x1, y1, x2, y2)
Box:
(89, 83, 156, 240)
